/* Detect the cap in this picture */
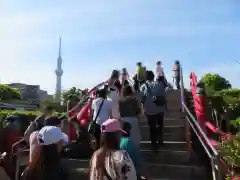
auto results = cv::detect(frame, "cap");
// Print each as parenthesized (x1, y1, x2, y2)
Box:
(101, 118, 126, 134)
(37, 126, 69, 146)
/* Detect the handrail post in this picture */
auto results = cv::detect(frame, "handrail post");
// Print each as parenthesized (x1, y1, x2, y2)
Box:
(180, 66, 185, 112)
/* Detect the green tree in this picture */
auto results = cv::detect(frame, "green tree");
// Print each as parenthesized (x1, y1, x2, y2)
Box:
(62, 87, 85, 109)
(0, 84, 21, 101)
(40, 96, 64, 112)
(201, 73, 231, 93)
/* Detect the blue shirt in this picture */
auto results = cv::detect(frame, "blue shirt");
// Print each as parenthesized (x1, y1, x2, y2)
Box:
(140, 80, 165, 115)
(120, 137, 143, 174)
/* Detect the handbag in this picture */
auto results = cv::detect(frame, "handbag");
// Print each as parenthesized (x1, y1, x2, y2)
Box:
(145, 83, 165, 106)
(88, 99, 105, 134)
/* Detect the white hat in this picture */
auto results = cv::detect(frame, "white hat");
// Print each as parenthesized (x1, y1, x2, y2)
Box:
(37, 126, 69, 146)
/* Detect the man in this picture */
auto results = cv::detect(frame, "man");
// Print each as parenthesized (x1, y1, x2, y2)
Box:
(136, 62, 145, 84)
(91, 89, 113, 149)
(173, 60, 180, 89)
(140, 71, 166, 152)
(24, 106, 53, 142)
(156, 61, 164, 77)
(67, 96, 82, 142)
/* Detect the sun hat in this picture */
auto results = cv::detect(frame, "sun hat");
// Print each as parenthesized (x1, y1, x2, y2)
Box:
(101, 118, 126, 134)
(37, 126, 69, 146)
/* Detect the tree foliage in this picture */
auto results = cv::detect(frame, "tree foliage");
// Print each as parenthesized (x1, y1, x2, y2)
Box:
(201, 73, 231, 93)
(0, 84, 21, 101)
(62, 87, 88, 109)
(40, 96, 64, 112)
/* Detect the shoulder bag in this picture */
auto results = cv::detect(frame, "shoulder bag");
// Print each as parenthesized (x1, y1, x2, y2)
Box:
(145, 83, 165, 106)
(88, 99, 105, 134)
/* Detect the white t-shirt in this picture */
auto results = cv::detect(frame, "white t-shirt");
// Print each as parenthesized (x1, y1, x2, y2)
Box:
(90, 150, 137, 180)
(92, 98, 113, 125)
(108, 89, 121, 119)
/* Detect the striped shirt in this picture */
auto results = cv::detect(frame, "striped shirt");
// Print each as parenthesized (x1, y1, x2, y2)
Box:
(140, 80, 165, 115)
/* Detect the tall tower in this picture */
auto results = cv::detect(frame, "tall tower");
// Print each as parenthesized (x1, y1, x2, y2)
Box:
(55, 37, 63, 101)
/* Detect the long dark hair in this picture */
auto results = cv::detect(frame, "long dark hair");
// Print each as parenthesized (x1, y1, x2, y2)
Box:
(122, 85, 133, 97)
(40, 144, 60, 169)
(122, 122, 131, 137)
(100, 132, 120, 150)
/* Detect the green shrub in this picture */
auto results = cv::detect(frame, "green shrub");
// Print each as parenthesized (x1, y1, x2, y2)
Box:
(0, 110, 64, 122)
(217, 89, 240, 97)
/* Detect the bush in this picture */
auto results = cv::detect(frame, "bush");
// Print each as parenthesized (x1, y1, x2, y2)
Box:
(201, 73, 231, 94)
(0, 110, 64, 123)
(219, 133, 240, 167)
(0, 84, 21, 101)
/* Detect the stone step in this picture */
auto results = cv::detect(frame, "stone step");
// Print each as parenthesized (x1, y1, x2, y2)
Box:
(140, 141, 188, 151)
(164, 125, 185, 134)
(164, 111, 185, 119)
(141, 131, 185, 141)
(140, 118, 185, 127)
(61, 159, 206, 180)
(145, 162, 206, 179)
(141, 149, 194, 166)
(140, 125, 185, 139)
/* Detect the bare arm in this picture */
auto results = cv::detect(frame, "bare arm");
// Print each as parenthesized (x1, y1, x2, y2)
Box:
(24, 116, 42, 142)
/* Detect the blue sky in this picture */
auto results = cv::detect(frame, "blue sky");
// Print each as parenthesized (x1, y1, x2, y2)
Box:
(0, 0, 240, 94)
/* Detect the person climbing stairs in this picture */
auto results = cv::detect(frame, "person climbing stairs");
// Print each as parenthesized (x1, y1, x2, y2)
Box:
(59, 89, 208, 180)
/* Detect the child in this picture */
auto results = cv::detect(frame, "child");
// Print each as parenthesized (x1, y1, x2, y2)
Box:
(120, 122, 145, 178)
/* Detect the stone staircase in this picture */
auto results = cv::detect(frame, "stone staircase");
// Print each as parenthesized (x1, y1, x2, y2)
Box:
(62, 90, 208, 180)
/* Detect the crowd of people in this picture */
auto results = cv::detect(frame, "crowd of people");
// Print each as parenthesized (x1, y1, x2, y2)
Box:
(0, 61, 181, 180)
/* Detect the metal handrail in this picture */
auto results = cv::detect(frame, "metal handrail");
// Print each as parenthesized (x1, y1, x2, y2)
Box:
(182, 103, 218, 156)
(179, 63, 222, 180)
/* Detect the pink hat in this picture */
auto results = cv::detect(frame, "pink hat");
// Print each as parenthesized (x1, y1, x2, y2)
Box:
(101, 118, 126, 134)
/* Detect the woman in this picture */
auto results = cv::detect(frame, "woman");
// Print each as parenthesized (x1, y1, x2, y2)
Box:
(90, 118, 137, 180)
(121, 68, 129, 86)
(37, 126, 68, 180)
(108, 70, 121, 91)
(108, 70, 121, 119)
(118, 85, 141, 147)
(22, 117, 68, 180)
(91, 89, 113, 149)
